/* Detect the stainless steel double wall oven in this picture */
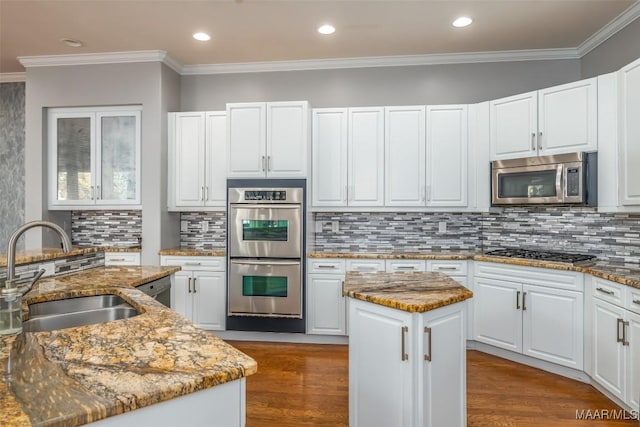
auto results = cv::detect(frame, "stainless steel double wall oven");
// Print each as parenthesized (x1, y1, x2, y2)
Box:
(226, 179, 306, 333)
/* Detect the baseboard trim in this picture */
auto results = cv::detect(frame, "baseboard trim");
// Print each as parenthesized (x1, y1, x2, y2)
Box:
(214, 330, 349, 344)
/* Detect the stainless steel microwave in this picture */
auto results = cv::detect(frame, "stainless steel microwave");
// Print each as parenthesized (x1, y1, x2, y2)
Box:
(491, 152, 597, 206)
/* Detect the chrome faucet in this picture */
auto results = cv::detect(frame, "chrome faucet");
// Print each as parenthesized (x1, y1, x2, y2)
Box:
(4, 221, 72, 289)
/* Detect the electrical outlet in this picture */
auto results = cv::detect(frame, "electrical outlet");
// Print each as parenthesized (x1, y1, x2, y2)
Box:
(40, 262, 56, 277)
(438, 221, 447, 233)
(331, 221, 339, 232)
(201, 221, 209, 233)
(180, 220, 188, 232)
(314, 221, 323, 233)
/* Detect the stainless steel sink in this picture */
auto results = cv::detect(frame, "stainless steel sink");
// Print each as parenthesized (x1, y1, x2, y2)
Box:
(23, 295, 141, 332)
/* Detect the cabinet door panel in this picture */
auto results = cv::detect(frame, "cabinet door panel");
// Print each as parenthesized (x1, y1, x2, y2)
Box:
(619, 58, 640, 205)
(592, 298, 626, 401)
(489, 92, 537, 160)
(307, 275, 346, 335)
(426, 105, 468, 207)
(385, 106, 426, 206)
(171, 272, 193, 320)
(192, 271, 226, 331)
(349, 300, 412, 427)
(538, 78, 597, 155)
(205, 112, 227, 206)
(627, 311, 640, 409)
(473, 278, 522, 352)
(522, 285, 583, 369)
(422, 305, 466, 427)
(174, 112, 206, 206)
(266, 101, 308, 177)
(227, 103, 266, 177)
(312, 109, 348, 206)
(348, 108, 385, 206)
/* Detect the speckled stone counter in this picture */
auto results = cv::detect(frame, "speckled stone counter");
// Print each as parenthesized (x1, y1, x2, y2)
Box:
(309, 251, 476, 260)
(0, 266, 257, 427)
(343, 271, 473, 313)
(159, 247, 226, 257)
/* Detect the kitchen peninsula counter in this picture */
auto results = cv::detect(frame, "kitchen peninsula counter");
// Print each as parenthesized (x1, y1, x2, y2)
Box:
(0, 266, 257, 427)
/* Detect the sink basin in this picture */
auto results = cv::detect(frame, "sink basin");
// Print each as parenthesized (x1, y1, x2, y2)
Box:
(23, 295, 141, 332)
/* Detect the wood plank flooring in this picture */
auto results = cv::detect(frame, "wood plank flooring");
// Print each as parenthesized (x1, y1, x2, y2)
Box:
(229, 342, 637, 427)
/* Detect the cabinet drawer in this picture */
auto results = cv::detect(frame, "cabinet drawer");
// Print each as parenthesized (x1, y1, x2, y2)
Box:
(161, 256, 225, 271)
(427, 260, 467, 275)
(308, 259, 346, 274)
(626, 286, 640, 315)
(346, 259, 386, 272)
(104, 252, 140, 266)
(385, 259, 426, 272)
(591, 277, 626, 307)
(475, 262, 582, 291)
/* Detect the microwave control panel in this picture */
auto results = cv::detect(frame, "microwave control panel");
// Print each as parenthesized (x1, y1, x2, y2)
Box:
(566, 168, 580, 196)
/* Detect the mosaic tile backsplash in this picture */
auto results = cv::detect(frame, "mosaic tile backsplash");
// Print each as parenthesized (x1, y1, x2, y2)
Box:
(71, 211, 142, 247)
(0, 82, 25, 251)
(179, 212, 226, 250)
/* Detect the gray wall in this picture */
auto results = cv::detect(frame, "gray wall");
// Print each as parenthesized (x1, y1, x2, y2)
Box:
(0, 82, 25, 250)
(581, 17, 640, 78)
(181, 59, 581, 110)
(24, 62, 180, 264)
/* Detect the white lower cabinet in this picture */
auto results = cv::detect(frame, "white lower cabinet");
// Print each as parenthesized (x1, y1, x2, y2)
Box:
(161, 256, 226, 331)
(307, 259, 347, 336)
(349, 297, 466, 427)
(591, 277, 640, 409)
(474, 263, 583, 370)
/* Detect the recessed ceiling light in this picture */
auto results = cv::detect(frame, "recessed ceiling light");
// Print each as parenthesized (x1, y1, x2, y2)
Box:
(60, 38, 83, 48)
(318, 24, 336, 35)
(452, 17, 473, 28)
(193, 32, 211, 41)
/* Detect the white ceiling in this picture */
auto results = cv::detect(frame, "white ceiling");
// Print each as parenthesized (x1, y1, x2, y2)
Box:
(1, 0, 638, 75)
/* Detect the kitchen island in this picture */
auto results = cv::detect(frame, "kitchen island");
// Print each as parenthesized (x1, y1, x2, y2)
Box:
(344, 271, 473, 427)
(0, 266, 257, 427)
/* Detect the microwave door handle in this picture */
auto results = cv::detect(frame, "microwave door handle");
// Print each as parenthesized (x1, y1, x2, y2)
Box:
(557, 165, 564, 201)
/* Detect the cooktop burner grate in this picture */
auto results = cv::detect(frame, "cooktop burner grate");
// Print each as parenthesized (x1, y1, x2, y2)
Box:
(484, 248, 597, 265)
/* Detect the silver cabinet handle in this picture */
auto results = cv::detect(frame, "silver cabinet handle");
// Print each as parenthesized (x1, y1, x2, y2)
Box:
(268, 155, 272, 171)
(348, 185, 354, 202)
(193, 277, 197, 293)
(421, 186, 426, 202)
(516, 291, 521, 310)
(396, 266, 416, 270)
(90, 186, 95, 200)
(538, 131, 543, 150)
(201, 186, 205, 201)
(522, 291, 527, 311)
(596, 287, 615, 296)
(205, 186, 209, 201)
(185, 262, 202, 266)
(109, 258, 126, 262)
(622, 320, 629, 346)
(424, 326, 432, 362)
(401, 326, 409, 361)
(531, 132, 536, 150)
(633, 299, 640, 305)
(617, 318, 624, 344)
(426, 185, 431, 201)
(435, 266, 457, 271)
(188, 277, 192, 293)
(354, 266, 377, 271)
(96, 185, 101, 200)
(317, 264, 337, 269)
(261, 155, 266, 171)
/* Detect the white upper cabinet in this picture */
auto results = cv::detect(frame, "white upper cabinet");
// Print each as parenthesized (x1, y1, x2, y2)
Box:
(537, 78, 597, 155)
(48, 106, 141, 210)
(312, 108, 348, 207)
(489, 91, 538, 160)
(619, 57, 640, 205)
(426, 105, 468, 207)
(168, 111, 226, 210)
(385, 106, 426, 207)
(227, 101, 309, 178)
(489, 78, 597, 160)
(348, 107, 385, 207)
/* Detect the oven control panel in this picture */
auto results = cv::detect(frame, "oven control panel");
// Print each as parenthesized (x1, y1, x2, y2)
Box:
(245, 190, 287, 201)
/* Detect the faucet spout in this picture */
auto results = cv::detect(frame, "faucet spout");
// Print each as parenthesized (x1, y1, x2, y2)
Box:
(4, 221, 72, 288)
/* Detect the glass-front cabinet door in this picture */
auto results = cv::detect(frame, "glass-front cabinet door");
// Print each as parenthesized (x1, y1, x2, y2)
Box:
(48, 106, 141, 209)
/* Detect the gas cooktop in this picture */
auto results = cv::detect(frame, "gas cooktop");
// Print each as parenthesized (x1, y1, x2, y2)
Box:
(484, 248, 597, 266)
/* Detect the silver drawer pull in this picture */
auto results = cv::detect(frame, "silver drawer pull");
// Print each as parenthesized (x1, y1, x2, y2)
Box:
(185, 262, 202, 266)
(633, 299, 640, 305)
(596, 287, 615, 296)
(109, 258, 126, 262)
(396, 266, 416, 270)
(317, 265, 337, 269)
(435, 266, 457, 271)
(355, 266, 377, 271)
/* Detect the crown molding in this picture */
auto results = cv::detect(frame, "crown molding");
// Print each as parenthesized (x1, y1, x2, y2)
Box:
(577, 1, 640, 57)
(182, 48, 580, 75)
(17, 50, 182, 73)
(0, 72, 26, 83)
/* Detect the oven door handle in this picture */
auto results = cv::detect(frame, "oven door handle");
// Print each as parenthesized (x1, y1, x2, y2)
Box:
(231, 260, 300, 266)
(229, 204, 301, 210)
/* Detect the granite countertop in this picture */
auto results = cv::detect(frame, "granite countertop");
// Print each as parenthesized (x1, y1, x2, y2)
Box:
(159, 247, 226, 257)
(343, 271, 473, 313)
(0, 266, 257, 427)
(0, 246, 142, 268)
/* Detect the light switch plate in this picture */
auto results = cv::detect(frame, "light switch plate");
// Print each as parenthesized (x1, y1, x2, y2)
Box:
(314, 221, 323, 233)
(331, 221, 339, 232)
(201, 221, 209, 233)
(438, 221, 447, 233)
(40, 262, 56, 277)
(180, 221, 188, 232)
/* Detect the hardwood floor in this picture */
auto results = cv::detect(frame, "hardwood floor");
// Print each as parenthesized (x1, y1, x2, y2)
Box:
(229, 342, 637, 427)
